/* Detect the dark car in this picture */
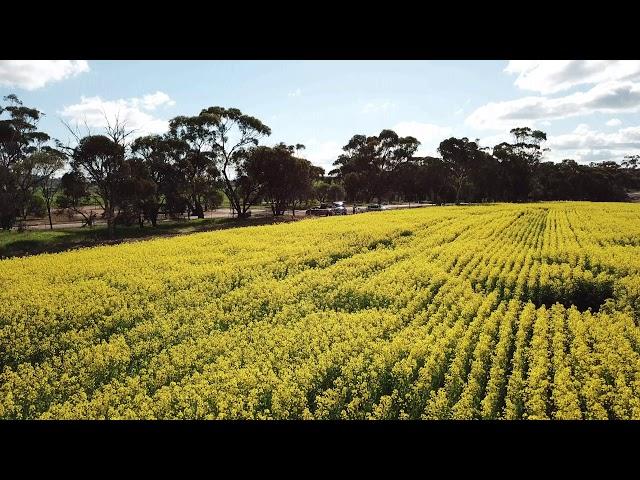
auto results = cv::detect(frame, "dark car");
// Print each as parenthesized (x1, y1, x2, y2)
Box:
(331, 201, 348, 215)
(306, 203, 334, 216)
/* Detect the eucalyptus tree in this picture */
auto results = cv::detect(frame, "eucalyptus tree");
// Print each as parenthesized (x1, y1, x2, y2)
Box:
(32, 148, 66, 229)
(242, 143, 314, 216)
(332, 129, 419, 202)
(0, 94, 52, 228)
(438, 137, 485, 204)
(131, 134, 196, 224)
(492, 127, 548, 202)
(168, 107, 271, 218)
(70, 135, 126, 237)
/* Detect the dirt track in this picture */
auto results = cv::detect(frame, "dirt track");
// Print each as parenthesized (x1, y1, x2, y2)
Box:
(20, 203, 436, 230)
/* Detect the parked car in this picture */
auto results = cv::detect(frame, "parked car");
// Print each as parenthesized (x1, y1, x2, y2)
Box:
(331, 201, 348, 215)
(306, 203, 334, 216)
(354, 205, 367, 214)
(367, 204, 386, 211)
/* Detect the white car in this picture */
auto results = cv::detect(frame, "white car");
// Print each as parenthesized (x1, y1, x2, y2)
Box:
(366, 204, 386, 211)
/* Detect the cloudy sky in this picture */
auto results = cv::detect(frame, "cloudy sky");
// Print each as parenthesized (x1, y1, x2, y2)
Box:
(1, 60, 640, 172)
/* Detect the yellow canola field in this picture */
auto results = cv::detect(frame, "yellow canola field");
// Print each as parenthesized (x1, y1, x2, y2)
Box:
(1, 202, 640, 419)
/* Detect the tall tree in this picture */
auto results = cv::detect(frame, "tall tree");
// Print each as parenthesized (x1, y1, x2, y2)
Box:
(0, 95, 52, 228)
(493, 127, 547, 201)
(13, 152, 43, 221)
(32, 148, 66, 230)
(57, 171, 97, 227)
(313, 180, 331, 203)
(342, 172, 368, 204)
(438, 137, 483, 204)
(287, 157, 315, 216)
(0, 165, 18, 230)
(622, 155, 639, 169)
(166, 118, 219, 218)
(169, 107, 271, 219)
(0, 94, 50, 168)
(327, 183, 346, 202)
(241, 143, 314, 216)
(116, 158, 159, 228)
(393, 161, 422, 203)
(333, 129, 420, 202)
(70, 135, 126, 238)
(131, 134, 194, 225)
(418, 156, 450, 203)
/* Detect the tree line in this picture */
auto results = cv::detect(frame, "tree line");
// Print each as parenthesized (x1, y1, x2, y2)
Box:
(331, 127, 640, 204)
(1, 94, 639, 237)
(0, 96, 327, 237)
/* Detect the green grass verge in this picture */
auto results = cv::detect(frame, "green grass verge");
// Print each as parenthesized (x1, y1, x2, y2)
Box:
(0, 215, 299, 259)
(0, 218, 225, 259)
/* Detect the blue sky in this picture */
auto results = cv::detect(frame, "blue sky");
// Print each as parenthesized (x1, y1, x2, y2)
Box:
(2, 60, 640, 172)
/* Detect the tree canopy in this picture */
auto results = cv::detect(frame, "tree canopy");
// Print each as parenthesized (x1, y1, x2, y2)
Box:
(1, 93, 639, 234)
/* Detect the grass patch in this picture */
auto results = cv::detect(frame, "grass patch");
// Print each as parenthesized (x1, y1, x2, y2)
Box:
(0, 216, 295, 259)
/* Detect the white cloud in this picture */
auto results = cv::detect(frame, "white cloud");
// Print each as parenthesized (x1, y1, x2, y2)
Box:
(454, 100, 471, 116)
(474, 122, 640, 165)
(0, 60, 89, 90)
(549, 147, 639, 165)
(303, 123, 454, 172)
(542, 148, 613, 164)
(288, 88, 301, 97)
(304, 122, 455, 171)
(606, 118, 622, 127)
(302, 138, 343, 173)
(477, 133, 511, 150)
(545, 145, 637, 165)
(392, 121, 453, 156)
(505, 60, 640, 94)
(544, 122, 640, 164)
(548, 123, 640, 151)
(362, 101, 397, 114)
(59, 92, 176, 138)
(141, 91, 175, 110)
(466, 80, 640, 130)
(572, 149, 620, 163)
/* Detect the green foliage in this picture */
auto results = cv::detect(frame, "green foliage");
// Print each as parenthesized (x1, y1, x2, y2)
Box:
(26, 193, 46, 217)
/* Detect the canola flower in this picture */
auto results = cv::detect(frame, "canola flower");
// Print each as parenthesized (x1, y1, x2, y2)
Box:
(0, 202, 639, 419)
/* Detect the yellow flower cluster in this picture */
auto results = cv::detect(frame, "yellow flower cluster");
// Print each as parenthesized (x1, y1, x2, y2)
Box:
(1, 202, 639, 419)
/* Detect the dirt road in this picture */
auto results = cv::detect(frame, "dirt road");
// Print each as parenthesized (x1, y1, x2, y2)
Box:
(21, 203, 436, 230)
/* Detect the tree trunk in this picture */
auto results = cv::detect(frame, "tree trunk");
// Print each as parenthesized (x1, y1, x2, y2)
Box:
(106, 204, 115, 239)
(238, 209, 250, 219)
(221, 171, 242, 218)
(455, 177, 464, 205)
(46, 198, 53, 230)
(193, 199, 205, 219)
(107, 218, 115, 239)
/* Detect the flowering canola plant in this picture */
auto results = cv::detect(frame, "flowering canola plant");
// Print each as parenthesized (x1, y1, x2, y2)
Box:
(1, 202, 640, 419)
